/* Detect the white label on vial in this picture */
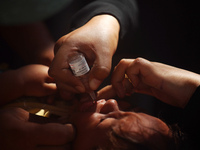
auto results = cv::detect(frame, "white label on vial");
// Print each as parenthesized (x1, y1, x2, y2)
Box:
(69, 55, 90, 76)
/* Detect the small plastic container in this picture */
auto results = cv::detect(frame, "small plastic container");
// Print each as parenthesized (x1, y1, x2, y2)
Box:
(68, 52, 96, 102)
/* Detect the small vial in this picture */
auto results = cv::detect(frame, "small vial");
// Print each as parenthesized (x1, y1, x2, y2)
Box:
(68, 52, 96, 102)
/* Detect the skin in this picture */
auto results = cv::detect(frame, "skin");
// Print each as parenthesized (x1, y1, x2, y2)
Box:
(48, 14, 120, 100)
(0, 108, 75, 150)
(108, 57, 200, 108)
(69, 99, 171, 150)
(0, 64, 76, 150)
(0, 64, 57, 105)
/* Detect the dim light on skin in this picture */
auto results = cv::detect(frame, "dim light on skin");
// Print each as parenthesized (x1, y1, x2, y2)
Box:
(68, 99, 172, 150)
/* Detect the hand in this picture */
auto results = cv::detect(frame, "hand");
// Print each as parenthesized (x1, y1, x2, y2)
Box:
(17, 64, 57, 97)
(111, 58, 200, 108)
(48, 15, 120, 100)
(0, 65, 57, 104)
(0, 108, 75, 150)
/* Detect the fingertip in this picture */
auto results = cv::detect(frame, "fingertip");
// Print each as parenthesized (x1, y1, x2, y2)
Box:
(44, 83, 57, 94)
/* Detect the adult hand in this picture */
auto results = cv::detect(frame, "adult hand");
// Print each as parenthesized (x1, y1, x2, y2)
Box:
(0, 108, 75, 150)
(48, 15, 120, 100)
(111, 58, 200, 108)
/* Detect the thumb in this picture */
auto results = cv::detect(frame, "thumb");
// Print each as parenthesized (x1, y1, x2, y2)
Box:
(89, 58, 112, 90)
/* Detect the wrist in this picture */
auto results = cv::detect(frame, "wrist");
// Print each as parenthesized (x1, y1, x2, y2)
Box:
(171, 71, 200, 108)
(183, 73, 200, 107)
(86, 14, 120, 54)
(89, 14, 120, 32)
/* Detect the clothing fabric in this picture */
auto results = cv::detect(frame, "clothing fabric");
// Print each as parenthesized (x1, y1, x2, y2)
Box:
(0, 0, 72, 25)
(0, 0, 138, 40)
(70, 0, 138, 39)
(179, 86, 200, 149)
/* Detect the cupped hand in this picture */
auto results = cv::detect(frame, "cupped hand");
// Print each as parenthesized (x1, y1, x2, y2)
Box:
(48, 15, 120, 100)
(0, 108, 75, 150)
(111, 58, 200, 108)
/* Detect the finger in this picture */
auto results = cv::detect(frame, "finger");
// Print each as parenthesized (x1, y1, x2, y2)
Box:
(29, 123, 75, 145)
(48, 50, 85, 92)
(97, 85, 117, 100)
(50, 68, 83, 92)
(126, 58, 160, 90)
(43, 83, 57, 95)
(123, 78, 134, 96)
(89, 65, 110, 91)
(126, 58, 150, 87)
(89, 52, 112, 90)
(111, 59, 133, 98)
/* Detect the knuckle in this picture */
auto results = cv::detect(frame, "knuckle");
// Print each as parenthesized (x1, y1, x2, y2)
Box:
(93, 66, 110, 80)
(134, 57, 147, 65)
(119, 58, 128, 65)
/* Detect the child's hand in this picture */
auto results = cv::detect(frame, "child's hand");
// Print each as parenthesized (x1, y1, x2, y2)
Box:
(111, 58, 200, 108)
(16, 64, 57, 97)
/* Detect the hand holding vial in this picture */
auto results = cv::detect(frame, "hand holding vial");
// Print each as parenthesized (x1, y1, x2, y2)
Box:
(48, 15, 119, 100)
(68, 52, 96, 102)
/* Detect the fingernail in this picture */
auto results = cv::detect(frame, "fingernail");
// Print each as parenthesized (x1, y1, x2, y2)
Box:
(90, 78, 102, 90)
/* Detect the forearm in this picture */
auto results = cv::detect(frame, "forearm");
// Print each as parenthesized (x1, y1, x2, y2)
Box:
(0, 70, 24, 105)
(160, 64, 200, 108)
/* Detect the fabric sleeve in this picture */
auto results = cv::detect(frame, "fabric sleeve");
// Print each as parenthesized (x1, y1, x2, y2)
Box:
(70, 0, 138, 39)
(179, 86, 200, 147)
(0, 0, 71, 25)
